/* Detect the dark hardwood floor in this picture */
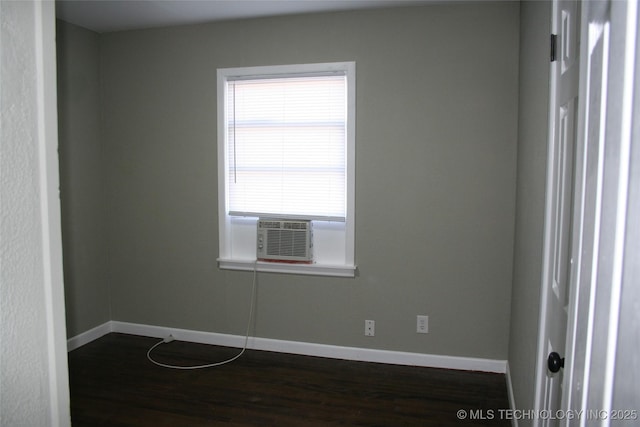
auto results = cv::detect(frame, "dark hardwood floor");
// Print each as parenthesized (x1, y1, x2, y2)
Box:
(68, 333, 511, 426)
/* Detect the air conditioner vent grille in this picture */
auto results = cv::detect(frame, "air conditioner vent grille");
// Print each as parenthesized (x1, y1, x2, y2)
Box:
(284, 222, 308, 230)
(266, 229, 308, 257)
(257, 219, 313, 263)
(260, 220, 282, 229)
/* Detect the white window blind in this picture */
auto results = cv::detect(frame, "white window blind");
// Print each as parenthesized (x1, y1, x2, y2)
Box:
(226, 73, 347, 221)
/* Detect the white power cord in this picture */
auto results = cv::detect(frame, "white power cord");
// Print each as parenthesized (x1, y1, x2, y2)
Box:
(146, 262, 258, 369)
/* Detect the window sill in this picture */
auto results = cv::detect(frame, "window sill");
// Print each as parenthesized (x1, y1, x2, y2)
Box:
(217, 259, 357, 278)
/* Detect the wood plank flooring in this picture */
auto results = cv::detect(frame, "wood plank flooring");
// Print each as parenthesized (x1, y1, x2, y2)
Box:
(68, 333, 511, 426)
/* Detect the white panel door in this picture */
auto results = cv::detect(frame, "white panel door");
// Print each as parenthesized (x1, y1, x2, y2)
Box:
(535, 1, 580, 425)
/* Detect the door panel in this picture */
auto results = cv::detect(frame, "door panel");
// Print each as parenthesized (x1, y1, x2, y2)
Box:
(565, 20, 609, 416)
(535, 1, 580, 425)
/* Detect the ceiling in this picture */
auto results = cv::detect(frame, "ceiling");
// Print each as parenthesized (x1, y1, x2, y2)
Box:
(56, 0, 443, 34)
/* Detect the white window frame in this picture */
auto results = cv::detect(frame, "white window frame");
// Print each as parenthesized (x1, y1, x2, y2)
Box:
(216, 62, 356, 277)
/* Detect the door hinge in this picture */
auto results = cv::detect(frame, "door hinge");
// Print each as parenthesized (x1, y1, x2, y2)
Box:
(551, 34, 558, 62)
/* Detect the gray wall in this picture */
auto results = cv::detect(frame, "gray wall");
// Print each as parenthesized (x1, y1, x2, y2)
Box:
(61, 2, 520, 360)
(57, 22, 111, 337)
(508, 1, 551, 421)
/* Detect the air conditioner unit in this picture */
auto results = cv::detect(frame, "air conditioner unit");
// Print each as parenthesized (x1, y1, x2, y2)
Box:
(257, 219, 313, 263)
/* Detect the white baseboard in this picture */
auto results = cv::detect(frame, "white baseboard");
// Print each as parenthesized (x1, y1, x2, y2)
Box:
(67, 322, 113, 351)
(505, 362, 519, 427)
(69, 321, 507, 373)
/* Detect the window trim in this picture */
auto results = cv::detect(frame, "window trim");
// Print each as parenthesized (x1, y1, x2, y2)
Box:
(217, 259, 357, 278)
(216, 62, 356, 277)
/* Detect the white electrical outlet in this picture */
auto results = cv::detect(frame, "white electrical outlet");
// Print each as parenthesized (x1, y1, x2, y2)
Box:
(365, 320, 375, 336)
(417, 315, 429, 333)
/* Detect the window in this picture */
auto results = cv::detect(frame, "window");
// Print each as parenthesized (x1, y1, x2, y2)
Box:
(217, 62, 356, 277)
